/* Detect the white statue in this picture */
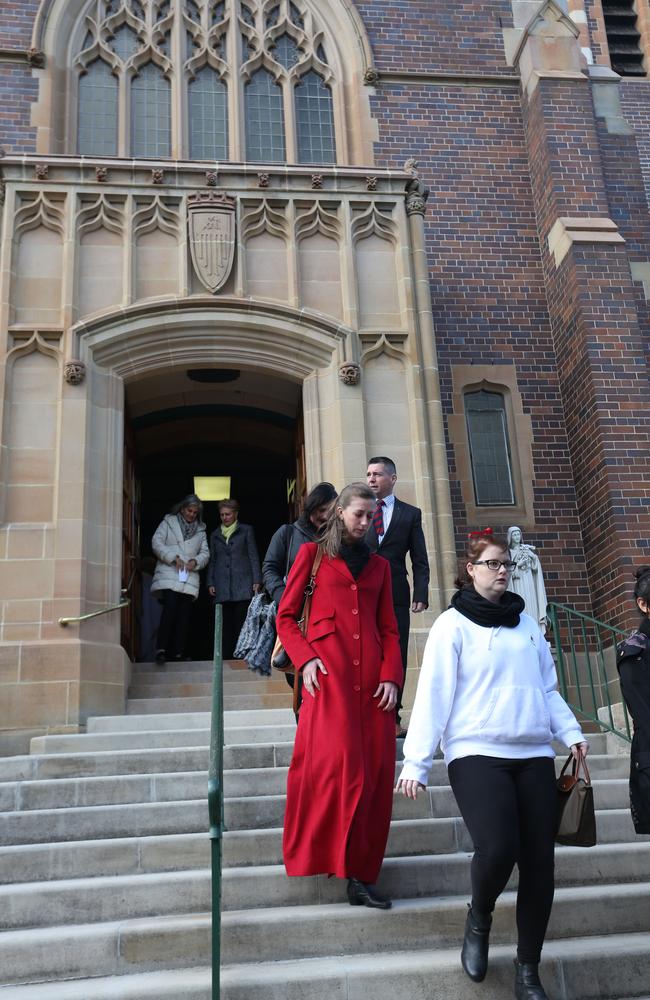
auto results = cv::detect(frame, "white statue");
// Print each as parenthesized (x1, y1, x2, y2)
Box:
(506, 526, 548, 630)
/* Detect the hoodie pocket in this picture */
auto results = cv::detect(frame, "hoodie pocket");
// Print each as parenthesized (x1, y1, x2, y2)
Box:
(477, 685, 551, 744)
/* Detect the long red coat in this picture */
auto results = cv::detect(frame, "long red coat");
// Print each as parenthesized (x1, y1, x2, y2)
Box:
(277, 542, 403, 883)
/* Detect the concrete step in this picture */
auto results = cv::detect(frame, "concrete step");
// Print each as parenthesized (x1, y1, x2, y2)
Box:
(2, 931, 649, 999)
(0, 799, 208, 846)
(0, 832, 208, 885)
(128, 683, 214, 698)
(4, 839, 648, 931)
(3, 882, 650, 986)
(0, 742, 294, 783)
(29, 724, 296, 753)
(130, 674, 288, 694)
(125, 694, 292, 713)
(88, 708, 294, 733)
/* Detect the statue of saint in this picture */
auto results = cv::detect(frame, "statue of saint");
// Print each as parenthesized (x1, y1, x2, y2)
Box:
(506, 526, 548, 629)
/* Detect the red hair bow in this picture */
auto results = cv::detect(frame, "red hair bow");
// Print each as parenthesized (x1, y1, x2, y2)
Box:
(468, 527, 493, 539)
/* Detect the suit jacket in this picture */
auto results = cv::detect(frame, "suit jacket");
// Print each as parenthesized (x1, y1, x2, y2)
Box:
(366, 497, 430, 608)
(206, 523, 261, 603)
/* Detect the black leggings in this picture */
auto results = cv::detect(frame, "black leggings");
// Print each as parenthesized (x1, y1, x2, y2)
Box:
(156, 590, 193, 659)
(447, 755, 558, 964)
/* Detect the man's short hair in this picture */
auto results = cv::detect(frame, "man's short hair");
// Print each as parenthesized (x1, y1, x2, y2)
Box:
(367, 456, 397, 477)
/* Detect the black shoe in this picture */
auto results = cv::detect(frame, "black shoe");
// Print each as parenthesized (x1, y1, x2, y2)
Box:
(514, 960, 548, 1000)
(461, 904, 492, 982)
(154, 650, 165, 667)
(347, 878, 392, 909)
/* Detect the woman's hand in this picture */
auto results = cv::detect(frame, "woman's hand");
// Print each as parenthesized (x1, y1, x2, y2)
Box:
(395, 777, 425, 800)
(208, 586, 216, 597)
(186, 559, 197, 570)
(174, 556, 184, 570)
(302, 658, 328, 698)
(571, 741, 589, 760)
(374, 681, 398, 711)
(252, 583, 262, 594)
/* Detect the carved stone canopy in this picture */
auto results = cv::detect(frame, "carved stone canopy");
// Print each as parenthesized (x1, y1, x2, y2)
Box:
(339, 362, 361, 386)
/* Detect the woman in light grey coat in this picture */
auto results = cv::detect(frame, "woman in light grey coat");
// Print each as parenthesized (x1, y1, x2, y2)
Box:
(151, 494, 209, 665)
(207, 499, 262, 659)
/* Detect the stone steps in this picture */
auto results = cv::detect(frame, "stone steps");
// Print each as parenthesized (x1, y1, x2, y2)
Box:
(2, 932, 650, 999)
(2, 882, 650, 987)
(0, 673, 639, 998)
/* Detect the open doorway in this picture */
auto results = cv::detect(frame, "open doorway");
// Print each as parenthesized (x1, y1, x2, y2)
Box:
(121, 366, 304, 661)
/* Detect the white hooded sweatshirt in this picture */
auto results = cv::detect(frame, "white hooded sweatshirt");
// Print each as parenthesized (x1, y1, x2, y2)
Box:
(399, 607, 584, 788)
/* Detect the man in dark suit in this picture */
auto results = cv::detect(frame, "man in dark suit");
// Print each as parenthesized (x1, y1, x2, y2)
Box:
(366, 456, 430, 737)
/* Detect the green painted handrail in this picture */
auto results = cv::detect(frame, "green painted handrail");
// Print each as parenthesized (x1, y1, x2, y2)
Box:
(208, 604, 224, 1000)
(547, 601, 632, 743)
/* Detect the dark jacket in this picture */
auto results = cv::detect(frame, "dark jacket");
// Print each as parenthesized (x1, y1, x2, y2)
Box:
(206, 523, 261, 603)
(365, 497, 430, 608)
(617, 616, 650, 834)
(262, 516, 316, 605)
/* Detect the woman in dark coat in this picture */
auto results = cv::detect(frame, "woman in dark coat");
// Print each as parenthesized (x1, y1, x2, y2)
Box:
(207, 499, 261, 659)
(617, 565, 650, 834)
(263, 482, 337, 697)
(277, 482, 403, 908)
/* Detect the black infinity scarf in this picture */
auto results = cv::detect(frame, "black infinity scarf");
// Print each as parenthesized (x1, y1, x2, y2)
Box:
(450, 585, 525, 629)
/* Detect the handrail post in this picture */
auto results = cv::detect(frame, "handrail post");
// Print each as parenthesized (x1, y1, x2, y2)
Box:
(208, 604, 224, 1000)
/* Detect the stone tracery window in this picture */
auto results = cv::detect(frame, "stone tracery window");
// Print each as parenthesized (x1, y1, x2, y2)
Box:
(72, 0, 338, 163)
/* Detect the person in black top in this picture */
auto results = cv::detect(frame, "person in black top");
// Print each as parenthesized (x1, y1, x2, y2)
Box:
(617, 566, 650, 834)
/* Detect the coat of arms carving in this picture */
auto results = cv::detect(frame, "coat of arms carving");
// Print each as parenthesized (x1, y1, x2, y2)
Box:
(188, 191, 236, 293)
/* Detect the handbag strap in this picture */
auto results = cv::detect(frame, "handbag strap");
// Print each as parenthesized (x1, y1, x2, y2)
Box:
(559, 749, 592, 786)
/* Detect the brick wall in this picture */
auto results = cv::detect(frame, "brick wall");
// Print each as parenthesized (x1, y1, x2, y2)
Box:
(0, 64, 38, 152)
(0, 0, 39, 49)
(370, 80, 592, 610)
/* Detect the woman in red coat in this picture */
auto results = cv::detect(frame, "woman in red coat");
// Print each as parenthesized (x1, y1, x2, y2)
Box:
(277, 482, 403, 908)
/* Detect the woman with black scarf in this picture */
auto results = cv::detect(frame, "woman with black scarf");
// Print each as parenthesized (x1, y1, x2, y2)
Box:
(396, 529, 588, 1000)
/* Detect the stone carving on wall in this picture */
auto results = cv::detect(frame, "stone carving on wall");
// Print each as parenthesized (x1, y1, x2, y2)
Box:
(257, 173, 270, 188)
(351, 202, 397, 245)
(188, 191, 237, 293)
(294, 201, 341, 242)
(339, 362, 361, 386)
(363, 66, 380, 86)
(26, 48, 45, 68)
(311, 174, 323, 189)
(14, 192, 65, 238)
(64, 360, 86, 386)
(241, 198, 288, 242)
(133, 195, 181, 240)
(35, 163, 49, 181)
(151, 169, 164, 185)
(205, 171, 218, 187)
(77, 194, 125, 238)
(404, 157, 430, 216)
(95, 166, 108, 182)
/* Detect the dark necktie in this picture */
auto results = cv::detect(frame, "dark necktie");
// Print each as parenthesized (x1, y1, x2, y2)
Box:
(373, 499, 385, 539)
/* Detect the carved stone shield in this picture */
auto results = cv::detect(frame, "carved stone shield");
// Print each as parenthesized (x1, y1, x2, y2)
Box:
(188, 191, 236, 293)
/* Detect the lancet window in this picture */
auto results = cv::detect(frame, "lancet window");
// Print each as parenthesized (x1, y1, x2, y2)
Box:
(72, 0, 338, 163)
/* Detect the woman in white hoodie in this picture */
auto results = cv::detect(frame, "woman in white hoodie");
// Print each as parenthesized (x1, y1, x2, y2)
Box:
(396, 529, 587, 1000)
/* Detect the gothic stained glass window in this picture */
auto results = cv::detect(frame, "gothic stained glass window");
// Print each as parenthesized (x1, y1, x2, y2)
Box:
(464, 390, 515, 506)
(295, 71, 335, 165)
(77, 60, 118, 155)
(131, 63, 171, 158)
(189, 67, 228, 160)
(245, 69, 286, 163)
(73, 0, 342, 163)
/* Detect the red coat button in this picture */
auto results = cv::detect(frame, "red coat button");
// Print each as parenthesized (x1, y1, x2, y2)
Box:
(353, 685, 360, 692)
(353, 633, 360, 640)
(351, 584, 358, 591)
(351, 608, 358, 615)
(353, 659, 360, 666)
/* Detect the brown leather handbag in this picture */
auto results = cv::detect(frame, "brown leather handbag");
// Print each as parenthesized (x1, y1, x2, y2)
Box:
(272, 547, 324, 713)
(556, 750, 597, 847)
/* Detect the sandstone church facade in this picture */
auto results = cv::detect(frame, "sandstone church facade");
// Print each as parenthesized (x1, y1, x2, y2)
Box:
(0, 0, 649, 751)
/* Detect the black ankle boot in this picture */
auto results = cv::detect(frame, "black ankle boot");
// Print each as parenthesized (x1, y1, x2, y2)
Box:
(347, 878, 392, 909)
(514, 960, 548, 1000)
(460, 904, 492, 982)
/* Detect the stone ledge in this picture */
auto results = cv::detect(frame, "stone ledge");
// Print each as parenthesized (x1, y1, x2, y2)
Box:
(547, 216, 625, 267)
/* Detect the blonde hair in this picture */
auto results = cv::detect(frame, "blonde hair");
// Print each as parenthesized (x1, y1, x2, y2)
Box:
(319, 482, 375, 559)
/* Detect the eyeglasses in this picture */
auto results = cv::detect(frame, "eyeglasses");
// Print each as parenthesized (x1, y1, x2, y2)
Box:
(472, 559, 516, 572)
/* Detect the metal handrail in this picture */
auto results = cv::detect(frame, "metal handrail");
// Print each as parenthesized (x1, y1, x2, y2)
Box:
(58, 561, 138, 627)
(547, 601, 632, 742)
(208, 604, 224, 1000)
(58, 599, 130, 627)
